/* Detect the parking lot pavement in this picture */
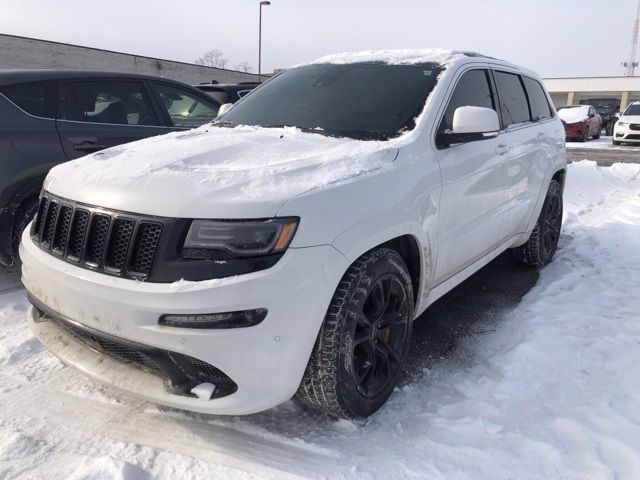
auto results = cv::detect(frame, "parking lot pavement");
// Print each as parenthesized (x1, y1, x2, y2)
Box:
(404, 253, 539, 382)
(566, 136, 640, 166)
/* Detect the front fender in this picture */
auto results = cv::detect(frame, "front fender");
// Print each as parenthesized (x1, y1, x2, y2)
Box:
(331, 209, 435, 312)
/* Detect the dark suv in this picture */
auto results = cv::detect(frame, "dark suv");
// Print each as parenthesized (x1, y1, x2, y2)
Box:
(0, 70, 221, 271)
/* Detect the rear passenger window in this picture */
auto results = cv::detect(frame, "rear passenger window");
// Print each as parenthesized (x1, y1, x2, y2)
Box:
(493, 71, 531, 127)
(0, 81, 55, 119)
(523, 77, 553, 121)
(58, 81, 159, 126)
(439, 69, 495, 133)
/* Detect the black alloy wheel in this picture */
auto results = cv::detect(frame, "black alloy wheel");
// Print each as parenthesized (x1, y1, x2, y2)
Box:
(297, 247, 414, 419)
(352, 273, 410, 399)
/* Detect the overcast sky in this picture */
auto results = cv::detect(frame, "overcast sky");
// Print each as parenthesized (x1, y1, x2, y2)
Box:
(1, 0, 637, 77)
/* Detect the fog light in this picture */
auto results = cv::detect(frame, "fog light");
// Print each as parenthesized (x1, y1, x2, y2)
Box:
(159, 309, 267, 329)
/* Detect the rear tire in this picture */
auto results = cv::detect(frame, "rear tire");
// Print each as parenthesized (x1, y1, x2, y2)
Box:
(297, 247, 414, 419)
(509, 179, 562, 267)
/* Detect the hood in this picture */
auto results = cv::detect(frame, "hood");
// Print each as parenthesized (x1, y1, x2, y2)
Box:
(619, 115, 640, 124)
(45, 125, 398, 219)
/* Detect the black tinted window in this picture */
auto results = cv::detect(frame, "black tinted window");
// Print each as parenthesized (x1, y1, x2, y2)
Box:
(58, 81, 159, 126)
(154, 84, 219, 128)
(494, 71, 531, 127)
(219, 63, 443, 141)
(440, 69, 495, 132)
(624, 104, 640, 115)
(523, 77, 552, 121)
(1, 81, 55, 118)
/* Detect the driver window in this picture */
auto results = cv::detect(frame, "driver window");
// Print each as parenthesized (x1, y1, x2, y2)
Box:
(439, 69, 495, 134)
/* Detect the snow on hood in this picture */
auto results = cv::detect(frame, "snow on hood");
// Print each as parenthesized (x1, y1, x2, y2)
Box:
(45, 125, 398, 218)
(294, 48, 468, 67)
(557, 106, 590, 124)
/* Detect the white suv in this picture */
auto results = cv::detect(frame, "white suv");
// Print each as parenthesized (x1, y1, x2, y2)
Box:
(21, 50, 566, 419)
(613, 101, 640, 145)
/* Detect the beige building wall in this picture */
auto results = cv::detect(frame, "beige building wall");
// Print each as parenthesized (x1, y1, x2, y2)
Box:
(542, 76, 640, 111)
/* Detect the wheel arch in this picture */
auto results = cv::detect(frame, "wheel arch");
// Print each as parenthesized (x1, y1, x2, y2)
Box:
(332, 214, 431, 310)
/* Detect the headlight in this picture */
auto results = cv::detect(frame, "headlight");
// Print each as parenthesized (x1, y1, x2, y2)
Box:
(183, 218, 299, 259)
(616, 122, 628, 127)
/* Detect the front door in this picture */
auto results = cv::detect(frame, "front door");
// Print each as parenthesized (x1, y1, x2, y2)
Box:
(433, 67, 517, 284)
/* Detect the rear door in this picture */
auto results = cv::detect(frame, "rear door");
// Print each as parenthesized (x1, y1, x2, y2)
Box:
(493, 71, 552, 234)
(55, 78, 170, 160)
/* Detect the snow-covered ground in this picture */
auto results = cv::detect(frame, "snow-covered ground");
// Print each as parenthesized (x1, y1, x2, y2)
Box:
(1, 160, 639, 479)
(565, 135, 639, 151)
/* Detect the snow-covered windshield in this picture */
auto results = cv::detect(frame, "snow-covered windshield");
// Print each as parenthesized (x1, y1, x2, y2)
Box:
(623, 104, 640, 116)
(216, 62, 443, 141)
(557, 105, 590, 123)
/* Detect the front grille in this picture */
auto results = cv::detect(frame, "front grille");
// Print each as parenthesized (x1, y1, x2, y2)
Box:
(629, 124, 640, 131)
(39, 306, 237, 399)
(626, 134, 640, 140)
(32, 192, 163, 280)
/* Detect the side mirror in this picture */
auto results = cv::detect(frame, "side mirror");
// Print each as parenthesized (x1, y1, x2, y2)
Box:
(217, 103, 234, 117)
(439, 106, 500, 146)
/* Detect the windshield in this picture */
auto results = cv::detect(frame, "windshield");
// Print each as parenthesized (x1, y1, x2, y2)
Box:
(623, 104, 640, 116)
(217, 62, 443, 141)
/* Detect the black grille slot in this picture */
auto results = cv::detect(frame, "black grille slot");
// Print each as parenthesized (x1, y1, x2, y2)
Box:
(67, 209, 90, 260)
(33, 196, 49, 238)
(31, 193, 164, 280)
(629, 124, 640, 131)
(41, 201, 59, 247)
(130, 222, 162, 275)
(84, 214, 111, 266)
(104, 218, 135, 272)
(52, 205, 73, 255)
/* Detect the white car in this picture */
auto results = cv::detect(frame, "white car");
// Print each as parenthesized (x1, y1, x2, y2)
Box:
(21, 49, 566, 419)
(613, 101, 640, 145)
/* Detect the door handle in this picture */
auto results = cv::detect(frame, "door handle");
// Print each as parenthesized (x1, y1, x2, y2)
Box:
(73, 141, 107, 153)
(495, 144, 511, 155)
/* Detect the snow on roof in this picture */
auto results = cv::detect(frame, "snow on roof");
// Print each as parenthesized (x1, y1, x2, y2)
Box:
(557, 105, 590, 123)
(294, 48, 477, 68)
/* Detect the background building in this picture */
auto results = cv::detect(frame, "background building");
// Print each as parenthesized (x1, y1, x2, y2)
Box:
(0, 34, 259, 85)
(543, 76, 640, 111)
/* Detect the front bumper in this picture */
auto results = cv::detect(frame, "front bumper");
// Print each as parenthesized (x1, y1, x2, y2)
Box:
(21, 230, 348, 415)
(613, 124, 640, 143)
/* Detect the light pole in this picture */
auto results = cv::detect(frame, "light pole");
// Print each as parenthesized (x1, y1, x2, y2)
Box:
(258, 0, 271, 82)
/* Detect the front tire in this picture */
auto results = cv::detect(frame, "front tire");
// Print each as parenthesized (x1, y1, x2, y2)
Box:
(3, 197, 38, 273)
(297, 247, 414, 419)
(509, 179, 563, 267)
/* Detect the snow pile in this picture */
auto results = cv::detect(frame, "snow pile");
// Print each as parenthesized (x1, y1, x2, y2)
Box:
(295, 48, 467, 67)
(1, 161, 640, 478)
(557, 105, 590, 123)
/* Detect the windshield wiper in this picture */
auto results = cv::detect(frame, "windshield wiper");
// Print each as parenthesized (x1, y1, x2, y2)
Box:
(211, 120, 237, 128)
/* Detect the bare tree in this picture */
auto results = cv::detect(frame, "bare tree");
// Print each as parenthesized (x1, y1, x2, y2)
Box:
(195, 49, 228, 69)
(234, 61, 253, 73)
